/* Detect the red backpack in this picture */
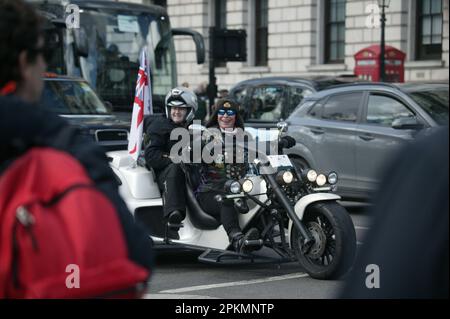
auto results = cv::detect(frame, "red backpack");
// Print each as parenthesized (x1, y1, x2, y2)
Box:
(0, 148, 150, 298)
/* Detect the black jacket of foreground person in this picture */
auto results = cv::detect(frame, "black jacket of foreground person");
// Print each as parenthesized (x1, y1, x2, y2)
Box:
(0, 95, 154, 271)
(341, 127, 449, 299)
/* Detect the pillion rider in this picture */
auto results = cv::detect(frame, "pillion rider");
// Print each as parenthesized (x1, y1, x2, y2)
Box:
(144, 87, 198, 231)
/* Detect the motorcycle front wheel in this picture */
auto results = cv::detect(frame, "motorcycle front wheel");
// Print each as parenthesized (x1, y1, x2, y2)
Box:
(291, 202, 356, 280)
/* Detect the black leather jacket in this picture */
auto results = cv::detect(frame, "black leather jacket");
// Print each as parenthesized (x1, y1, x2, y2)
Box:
(144, 116, 186, 172)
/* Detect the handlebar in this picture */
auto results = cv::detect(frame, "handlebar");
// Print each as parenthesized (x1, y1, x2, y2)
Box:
(278, 135, 296, 150)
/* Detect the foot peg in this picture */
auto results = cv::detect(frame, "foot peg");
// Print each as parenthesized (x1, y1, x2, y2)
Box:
(167, 222, 184, 229)
(167, 210, 184, 229)
(244, 239, 264, 247)
(164, 211, 185, 242)
(239, 228, 262, 254)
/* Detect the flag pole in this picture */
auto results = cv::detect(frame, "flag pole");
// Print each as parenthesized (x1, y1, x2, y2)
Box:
(128, 46, 153, 167)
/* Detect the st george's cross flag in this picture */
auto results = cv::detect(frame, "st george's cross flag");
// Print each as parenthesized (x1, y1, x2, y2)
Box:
(128, 47, 153, 161)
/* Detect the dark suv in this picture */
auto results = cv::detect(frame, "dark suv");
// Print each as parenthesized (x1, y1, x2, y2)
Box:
(229, 76, 361, 128)
(40, 74, 130, 151)
(284, 82, 449, 200)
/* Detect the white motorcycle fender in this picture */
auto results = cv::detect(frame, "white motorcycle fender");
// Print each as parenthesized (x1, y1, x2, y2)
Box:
(287, 193, 341, 245)
(108, 150, 161, 200)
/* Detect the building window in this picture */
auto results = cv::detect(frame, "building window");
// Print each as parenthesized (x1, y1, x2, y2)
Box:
(325, 0, 346, 63)
(255, 0, 268, 66)
(153, 0, 167, 7)
(416, 0, 443, 60)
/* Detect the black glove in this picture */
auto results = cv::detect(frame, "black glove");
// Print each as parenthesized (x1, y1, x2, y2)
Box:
(279, 135, 296, 149)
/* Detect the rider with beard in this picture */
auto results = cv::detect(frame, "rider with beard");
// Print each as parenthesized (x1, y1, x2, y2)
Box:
(145, 87, 197, 231)
(195, 99, 260, 253)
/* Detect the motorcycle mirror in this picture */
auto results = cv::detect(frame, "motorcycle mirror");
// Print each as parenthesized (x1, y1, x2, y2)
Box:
(277, 121, 289, 133)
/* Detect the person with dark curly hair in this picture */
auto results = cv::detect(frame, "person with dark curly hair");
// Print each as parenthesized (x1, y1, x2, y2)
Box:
(0, 0, 153, 279)
(196, 98, 260, 253)
(0, 0, 49, 101)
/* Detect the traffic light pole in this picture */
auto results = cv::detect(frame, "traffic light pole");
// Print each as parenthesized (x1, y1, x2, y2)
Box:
(380, 5, 386, 82)
(208, 27, 217, 113)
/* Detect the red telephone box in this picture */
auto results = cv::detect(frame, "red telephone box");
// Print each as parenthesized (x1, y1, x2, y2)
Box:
(354, 45, 406, 82)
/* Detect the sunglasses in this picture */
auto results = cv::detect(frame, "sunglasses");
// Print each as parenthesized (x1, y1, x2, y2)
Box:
(218, 109, 236, 116)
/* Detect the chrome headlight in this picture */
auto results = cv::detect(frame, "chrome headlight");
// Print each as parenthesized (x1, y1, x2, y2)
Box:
(306, 169, 317, 182)
(316, 174, 327, 186)
(225, 180, 242, 194)
(230, 181, 242, 194)
(241, 179, 254, 193)
(276, 170, 294, 185)
(328, 172, 338, 185)
(282, 171, 294, 184)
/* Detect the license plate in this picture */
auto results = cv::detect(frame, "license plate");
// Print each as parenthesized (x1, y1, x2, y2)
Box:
(266, 155, 293, 168)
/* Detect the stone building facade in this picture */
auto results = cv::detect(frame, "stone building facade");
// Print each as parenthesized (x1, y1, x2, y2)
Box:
(137, 0, 449, 90)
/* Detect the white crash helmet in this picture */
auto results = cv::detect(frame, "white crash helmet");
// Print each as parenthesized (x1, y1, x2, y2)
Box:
(165, 87, 198, 124)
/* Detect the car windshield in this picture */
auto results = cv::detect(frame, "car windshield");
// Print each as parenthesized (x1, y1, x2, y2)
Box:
(78, 9, 176, 109)
(407, 88, 449, 125)
(41, 79, 109, 115)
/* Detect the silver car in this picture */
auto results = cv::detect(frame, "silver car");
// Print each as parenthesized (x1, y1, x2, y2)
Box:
(284, 82, 449, 200)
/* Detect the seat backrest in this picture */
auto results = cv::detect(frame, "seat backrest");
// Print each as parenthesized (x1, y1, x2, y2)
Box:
(183, 163, 202, 190)
(184, 181, 221, 230)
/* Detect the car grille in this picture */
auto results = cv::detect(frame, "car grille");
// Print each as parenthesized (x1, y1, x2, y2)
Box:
(95, 129, 129, 142)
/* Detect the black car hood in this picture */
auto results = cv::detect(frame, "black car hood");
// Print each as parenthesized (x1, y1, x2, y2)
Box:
(61, 115, 131, 151)
(61, 115, 131, 130)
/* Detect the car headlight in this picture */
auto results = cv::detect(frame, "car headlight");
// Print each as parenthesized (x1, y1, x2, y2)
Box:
(241, 179, 254, 193)
(306, 169, 317, 182)
(316, 174, 327, 186)
(328, 172, 338, 185)
(225, 180, 242, 194)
